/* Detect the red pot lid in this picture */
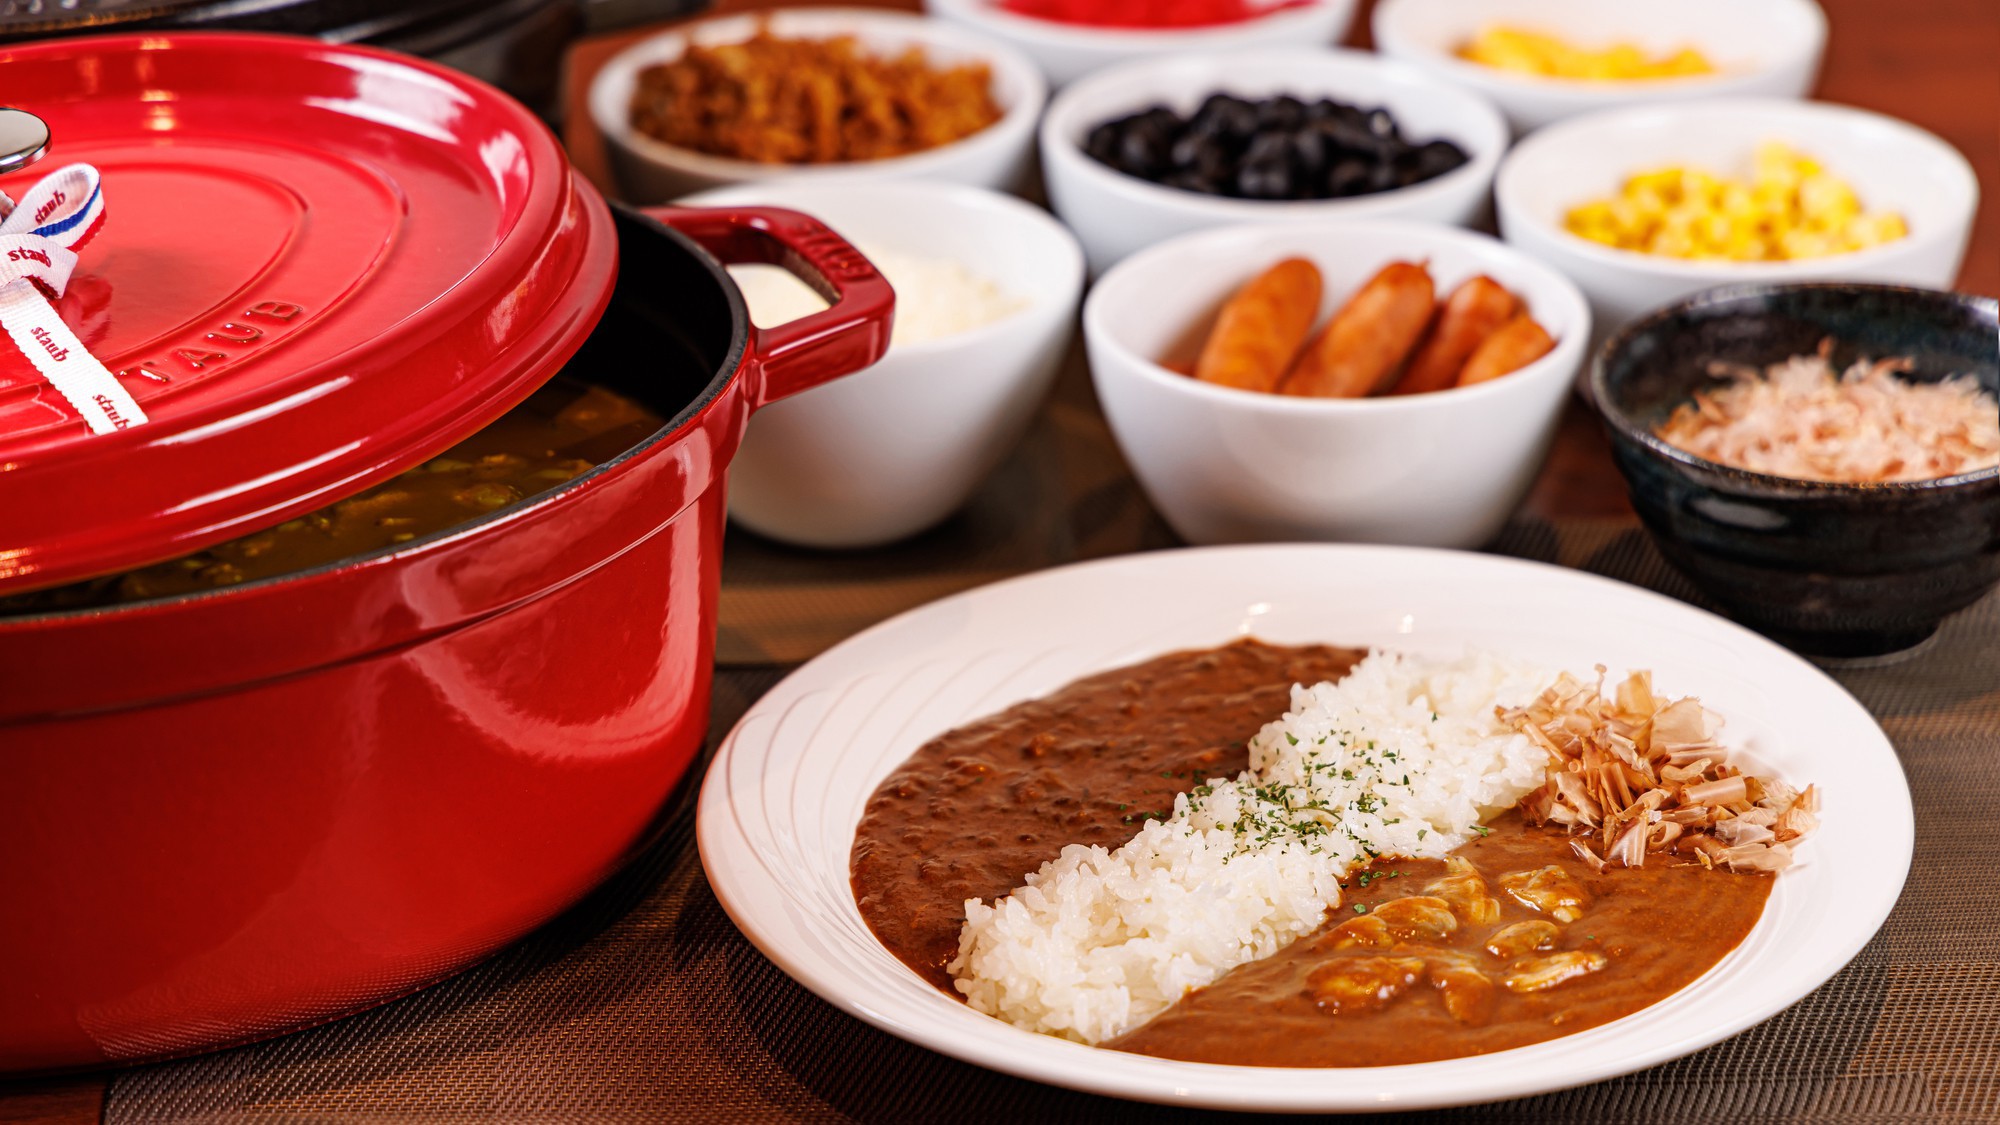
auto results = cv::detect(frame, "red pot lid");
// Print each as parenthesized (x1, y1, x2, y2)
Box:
(0, 32, 617, 595)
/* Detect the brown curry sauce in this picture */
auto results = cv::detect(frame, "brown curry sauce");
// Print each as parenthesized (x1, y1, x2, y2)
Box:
(850, 639, 1774, 1065)
(852, 639, 1366, 991)
(1107, 811, 1770, 1066)
(3, 378, 662, 611)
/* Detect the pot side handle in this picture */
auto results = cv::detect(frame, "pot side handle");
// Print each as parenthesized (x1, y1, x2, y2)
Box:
(642, 205, 895, 409)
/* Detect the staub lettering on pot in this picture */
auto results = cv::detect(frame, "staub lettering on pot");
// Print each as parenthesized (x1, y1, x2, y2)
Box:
(206, 322, 263, 345)
(246, 300, 303, 321)
(117, 361, 173, 384)
(121, 298, 310, 379)
(174, 348, 227, 368)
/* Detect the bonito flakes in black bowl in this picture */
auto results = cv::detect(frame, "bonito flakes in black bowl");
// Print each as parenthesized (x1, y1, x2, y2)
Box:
(1592, 282, 2000, 661)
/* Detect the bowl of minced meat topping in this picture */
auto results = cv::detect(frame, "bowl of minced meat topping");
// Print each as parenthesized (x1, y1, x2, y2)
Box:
(590, 9, 1047, 200)
(1594, 282, 2000, 659)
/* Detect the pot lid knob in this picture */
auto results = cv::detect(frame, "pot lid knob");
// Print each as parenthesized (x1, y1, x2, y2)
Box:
(0, 107, 50, 175)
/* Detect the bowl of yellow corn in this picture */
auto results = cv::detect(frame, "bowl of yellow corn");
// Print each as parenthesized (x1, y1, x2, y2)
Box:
(1373, 0, 1826, 134)
(1494, 97, 1978, 341)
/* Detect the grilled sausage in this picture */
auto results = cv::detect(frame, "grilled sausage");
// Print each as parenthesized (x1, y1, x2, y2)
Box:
(1280, 261, 1436, 398)
(1457, 314, 1556, 386)
(1389, 275, 1519, 395)
(1192, 257, 1323, 393)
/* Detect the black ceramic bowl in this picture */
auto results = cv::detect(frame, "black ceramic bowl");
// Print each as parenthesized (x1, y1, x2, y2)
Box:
(1592, 283, 2000, 659)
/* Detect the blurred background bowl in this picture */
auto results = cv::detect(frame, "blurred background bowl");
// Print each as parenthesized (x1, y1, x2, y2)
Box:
(1496, 97, 1978, 345)
(591, 8, 1046, 202)
(1041, 48, 1508, 276)
(1373, 0, 1826, 135)
(1592, 283, 2000, 660)
(0, 0, 719, 124)
(1085, 219, 1591, 548)
(684, 179, 1085, 549)
(923, 0, 1356, 90)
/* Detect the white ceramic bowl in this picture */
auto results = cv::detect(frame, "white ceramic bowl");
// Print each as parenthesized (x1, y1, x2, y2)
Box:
(1040, 48, 1509, 276)
(1372, 0, 1827, 135)
(1084, 220, 1590, 548)
(592, 9, 1047, 203)
(1495, 98, 1980, 341)
(923, 0, 1356, 89)
(682, 180, 1085, 549)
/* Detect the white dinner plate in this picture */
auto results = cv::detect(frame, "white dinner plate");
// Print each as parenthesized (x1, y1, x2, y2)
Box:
(696, 545, 1912, 1113)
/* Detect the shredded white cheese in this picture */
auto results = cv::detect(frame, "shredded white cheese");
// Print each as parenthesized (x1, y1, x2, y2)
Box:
(728, 243, 1023, 348)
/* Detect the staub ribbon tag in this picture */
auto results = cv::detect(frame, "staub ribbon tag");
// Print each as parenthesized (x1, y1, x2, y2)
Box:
(0, 161, 146, 434)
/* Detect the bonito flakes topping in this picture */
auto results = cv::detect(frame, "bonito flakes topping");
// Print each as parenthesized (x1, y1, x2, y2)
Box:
(1653, 342, 1999, 484)
(1506, 669, 1817, 873)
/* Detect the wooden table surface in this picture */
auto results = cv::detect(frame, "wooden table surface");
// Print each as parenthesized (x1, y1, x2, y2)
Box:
(3, 0, 1992, 1119)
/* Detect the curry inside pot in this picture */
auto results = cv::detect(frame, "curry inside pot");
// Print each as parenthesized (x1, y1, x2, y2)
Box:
(4, 379, 666, 612)
(2, 207, 743, 615)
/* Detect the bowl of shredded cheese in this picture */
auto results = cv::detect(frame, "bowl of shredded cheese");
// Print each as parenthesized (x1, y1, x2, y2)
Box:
(682, 179, 1085, 548)
(1373, 0, 1826, 135)
(1495, 98, 1979, 343)
(1593, 282, 2000, 660)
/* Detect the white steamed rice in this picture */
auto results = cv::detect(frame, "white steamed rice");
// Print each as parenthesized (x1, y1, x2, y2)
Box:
(946, 649, 1555, 1044)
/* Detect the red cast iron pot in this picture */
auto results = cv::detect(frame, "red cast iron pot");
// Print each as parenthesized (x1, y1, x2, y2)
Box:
(0, 35, 891, 1073)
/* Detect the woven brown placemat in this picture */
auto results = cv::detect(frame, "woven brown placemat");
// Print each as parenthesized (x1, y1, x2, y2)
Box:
(714, 360, 1181, 667)
(98, 509, 1999, 1122)
(713, 352, 1678, 670)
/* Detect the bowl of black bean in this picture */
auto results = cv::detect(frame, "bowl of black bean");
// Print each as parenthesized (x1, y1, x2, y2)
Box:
(1039, 47, 1508, 274)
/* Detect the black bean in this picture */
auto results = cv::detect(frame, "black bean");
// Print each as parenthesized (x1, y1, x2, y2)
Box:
(1085, 121, 1124, 165)
(1169, 130, 1209, 170)
(1256, 95, 1307, 132)
(1235, 157, 1294, 200)
(1160, 170, 1218, 195)
(1365, 161, 1402, 193)
(1140, 106, 1186, 134)
(1183, 111, 1224, 146)
(1243, 131, 1291, 166)
(1365, 107, 1400, 141)
(1193, 93, 1258, 140)
(1326, 157, 1371, 197)
(1290, 126, 1329, 175)
(1414, 139, 1470, 178)
(1322, 116, 1377, 153)
(1192, 145, 1236, 184)
(1116, 124, 1170, 178)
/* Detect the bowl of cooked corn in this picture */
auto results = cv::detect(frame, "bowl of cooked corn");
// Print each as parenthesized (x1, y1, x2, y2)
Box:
(1372, 0, 1826, 134)
(1494, 97, 1978, 340)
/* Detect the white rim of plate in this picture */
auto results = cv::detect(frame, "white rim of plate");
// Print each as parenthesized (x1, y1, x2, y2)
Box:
(696, 544, 1912, 1112)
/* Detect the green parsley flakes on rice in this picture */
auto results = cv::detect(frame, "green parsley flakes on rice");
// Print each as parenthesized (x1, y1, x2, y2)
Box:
(947, 650, 1556, 1044)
